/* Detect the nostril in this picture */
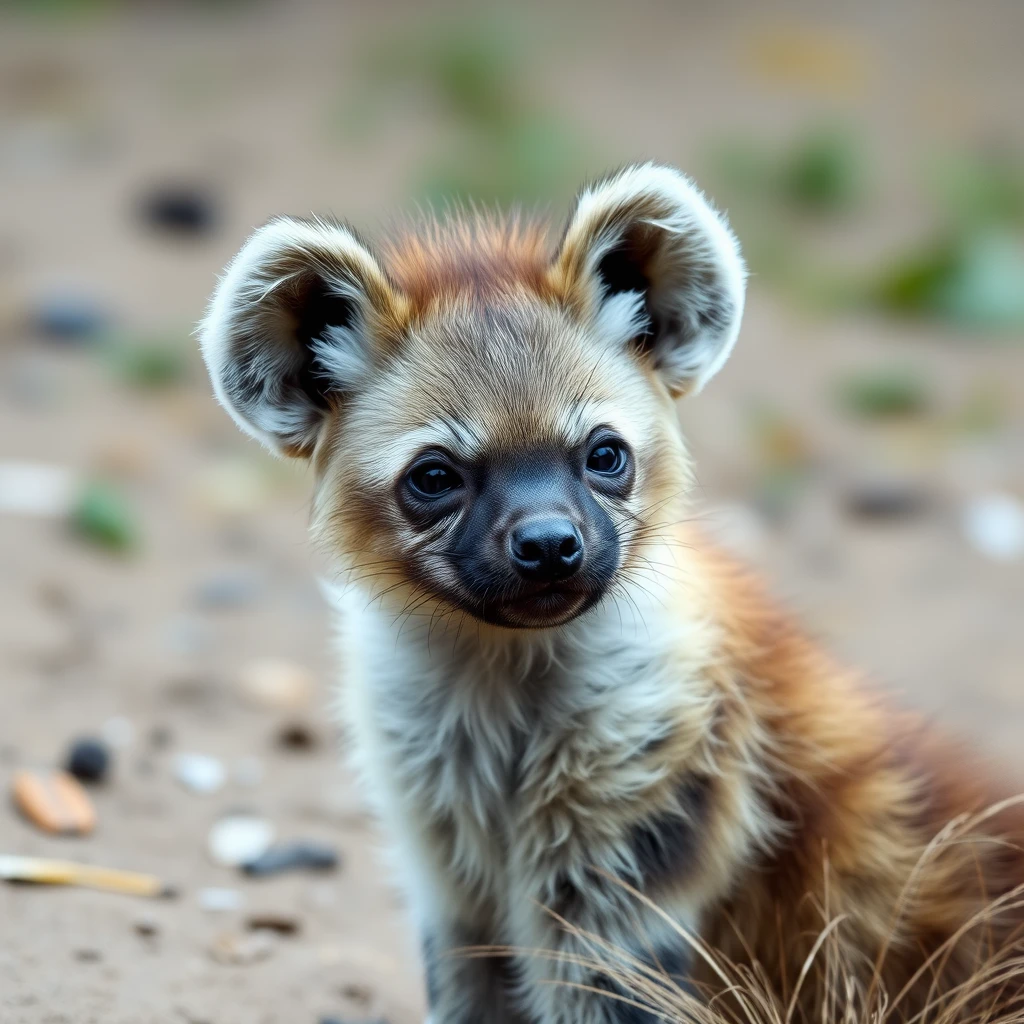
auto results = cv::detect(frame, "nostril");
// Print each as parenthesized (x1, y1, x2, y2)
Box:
(558, 534, 580, 559)
(517, 539, 544, 563)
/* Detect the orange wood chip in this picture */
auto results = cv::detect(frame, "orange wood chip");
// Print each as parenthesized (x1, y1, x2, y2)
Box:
(12, 769, 96, 835)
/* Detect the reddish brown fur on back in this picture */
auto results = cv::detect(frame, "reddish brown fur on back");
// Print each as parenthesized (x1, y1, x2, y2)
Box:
(688, 536, 1024, 1018)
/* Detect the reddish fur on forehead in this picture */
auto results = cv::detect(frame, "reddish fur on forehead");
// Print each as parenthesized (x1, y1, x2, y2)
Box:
(380, 213, 556, 316)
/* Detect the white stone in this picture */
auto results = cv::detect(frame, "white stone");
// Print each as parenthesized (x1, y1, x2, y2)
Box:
(207, 814, 274, 867)
(0, 462, 79, 517)
(174, 752, 226, 794)
(963, 493, 1024, 562)
(198, 887, 245, 912)
(238, 658, 314, 711)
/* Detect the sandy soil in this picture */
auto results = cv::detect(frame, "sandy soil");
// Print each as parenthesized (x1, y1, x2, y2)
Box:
(1, 3, 1022, 1022)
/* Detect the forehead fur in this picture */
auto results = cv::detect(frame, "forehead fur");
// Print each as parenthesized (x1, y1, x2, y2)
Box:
(340, 296, 655, 473)
(380, 212, 556, 319)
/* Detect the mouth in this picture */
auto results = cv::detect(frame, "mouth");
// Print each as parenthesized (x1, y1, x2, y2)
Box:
(474, 583, 600, 628)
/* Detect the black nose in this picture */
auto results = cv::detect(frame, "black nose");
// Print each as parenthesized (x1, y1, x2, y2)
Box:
(508, 518, 584, 582)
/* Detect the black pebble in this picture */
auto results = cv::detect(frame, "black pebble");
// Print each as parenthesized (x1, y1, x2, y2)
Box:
(843, 482, 929, 521)
(276, 720, 318, 751)
(65, 737, 111, 783)
(138, 184, 218, 237)
(33, 294, 109, 342)
(320, 1019, 388, 1024)
(242, 841, 340, 877)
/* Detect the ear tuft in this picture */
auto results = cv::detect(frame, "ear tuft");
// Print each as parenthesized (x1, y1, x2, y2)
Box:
(552, 163, 746, 396)
(199, 217, 400, 456)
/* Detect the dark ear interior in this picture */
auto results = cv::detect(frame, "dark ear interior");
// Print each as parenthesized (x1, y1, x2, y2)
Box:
(594, 223, 661, 352)
(291, 279, 360, 410)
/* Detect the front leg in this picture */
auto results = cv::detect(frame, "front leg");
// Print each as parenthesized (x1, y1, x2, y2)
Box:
(422, 920, 531, 1024)
(505, 867, 696, 1024)
(506, 773, 715, 1024)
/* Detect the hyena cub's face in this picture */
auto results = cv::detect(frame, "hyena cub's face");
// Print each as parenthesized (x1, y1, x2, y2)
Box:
(201, 165, 745, 629)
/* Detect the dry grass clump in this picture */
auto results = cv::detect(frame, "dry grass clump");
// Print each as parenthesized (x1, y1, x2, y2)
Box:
(465, 802, 1024, 1023)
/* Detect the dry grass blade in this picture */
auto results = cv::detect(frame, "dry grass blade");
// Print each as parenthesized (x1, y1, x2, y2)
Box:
(450, 814, 1024, 1024)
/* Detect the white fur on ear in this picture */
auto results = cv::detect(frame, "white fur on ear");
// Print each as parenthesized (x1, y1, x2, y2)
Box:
(555, 163, 747, 395)
(199, 217, 395, 456)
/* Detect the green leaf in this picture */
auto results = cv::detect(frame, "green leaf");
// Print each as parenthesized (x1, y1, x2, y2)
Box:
(71, 481, 136, 553)
(780, 124, 863, 213)
(105, 338, 188, 389)
(837, 368, 930, 419)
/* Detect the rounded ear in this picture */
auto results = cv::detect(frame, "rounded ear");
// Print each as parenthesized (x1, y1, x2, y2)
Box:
(199, 217, 404, 457)
(550, 163, 746, 397)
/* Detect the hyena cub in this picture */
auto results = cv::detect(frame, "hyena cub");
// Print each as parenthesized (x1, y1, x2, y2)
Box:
(202, 165, 1024, 1023)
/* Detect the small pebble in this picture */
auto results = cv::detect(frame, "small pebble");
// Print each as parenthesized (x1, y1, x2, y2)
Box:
(242, 841, 340, 877)
(320, 1018, 386, 1024)
(0, 462, 78, 517)
(198, 887, 245, 913)
(208, 814, 274, 868)
(64, 737, 111, 784)
(239, 659, 314, 711)
(174, 753, 226, 794)
(134, 916, 160, 939)
(148, 724, 174, 750)
(963, 493, 1024, 562)
(246, 913, 302, 936)
(32, 292, 108, 342)
(12, 769, 96, 835)
(138, 183, 218, 237)
(842, 480, 929, 521)
(74, 948, 102, 963)
(208, 930, 275, 966)
(193, 572, 262, 610)
(339, 982, 374, 1006)
(276, 720, 319, 751)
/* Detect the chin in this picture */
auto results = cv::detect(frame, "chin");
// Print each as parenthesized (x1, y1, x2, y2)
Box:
(465, 588, 605, 630)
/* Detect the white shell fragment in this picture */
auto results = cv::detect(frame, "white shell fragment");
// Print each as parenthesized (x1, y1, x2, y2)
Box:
(238, 659, 314, 711)
(963, 493, 1024, 562)
(207, 814, 275, 868)
(0, 462, 79, 517)
(174, 753, 226, 794)
(198, 887, 245, 913)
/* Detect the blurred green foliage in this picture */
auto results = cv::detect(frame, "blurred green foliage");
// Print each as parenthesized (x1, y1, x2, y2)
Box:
(954, 381, 1008, 436)
(0, 0, 259, 15)
(349, 15, 590, 206)
(712, 127, 1024, 332)
(836, 367, 930, 419)
(71, 481, 136, 553)
(780, 125, 864, 213)
(714, 122, 864, 216)
(933, 150, 1024, 229)
(104, 336, 189, 390)
(871, 146, 1024, 329)
(872, 229, 1024, 330)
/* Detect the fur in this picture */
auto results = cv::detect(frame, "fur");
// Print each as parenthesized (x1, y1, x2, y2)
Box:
(200, 164, 1024, 1023)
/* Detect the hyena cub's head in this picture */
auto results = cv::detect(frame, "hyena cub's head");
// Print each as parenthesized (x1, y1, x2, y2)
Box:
(201, 165, 745, 630)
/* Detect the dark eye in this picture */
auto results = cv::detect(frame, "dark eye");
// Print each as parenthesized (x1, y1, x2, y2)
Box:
(586, 441, 628, 476)
(407, 461, 463, 498)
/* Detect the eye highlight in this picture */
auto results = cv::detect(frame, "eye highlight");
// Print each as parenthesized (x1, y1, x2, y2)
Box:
(407, 460, 463, 499)
(586, 440, 628, 476)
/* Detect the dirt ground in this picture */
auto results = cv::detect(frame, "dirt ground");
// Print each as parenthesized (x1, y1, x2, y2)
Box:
(1, 3, 1022, 1023)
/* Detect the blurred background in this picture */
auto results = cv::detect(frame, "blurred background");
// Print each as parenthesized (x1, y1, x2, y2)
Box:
(1, 1, 1022, 1021)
